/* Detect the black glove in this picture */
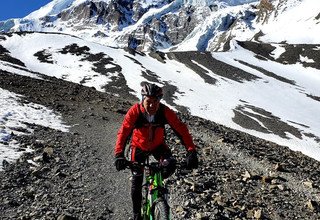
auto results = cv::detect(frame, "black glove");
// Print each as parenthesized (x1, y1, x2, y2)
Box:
(114, 154, 127, 171)
(186, 150, 198, 169)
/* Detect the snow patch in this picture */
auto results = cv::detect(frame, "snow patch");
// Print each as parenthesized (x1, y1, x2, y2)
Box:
(0, 88, 69, 170)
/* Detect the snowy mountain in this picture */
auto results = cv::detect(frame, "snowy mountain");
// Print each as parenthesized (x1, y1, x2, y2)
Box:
(1, 0, 319, 51)
(0, 0, 320, 168)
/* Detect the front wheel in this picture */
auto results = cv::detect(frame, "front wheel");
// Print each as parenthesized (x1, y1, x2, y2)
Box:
(153, 199, 170, 220)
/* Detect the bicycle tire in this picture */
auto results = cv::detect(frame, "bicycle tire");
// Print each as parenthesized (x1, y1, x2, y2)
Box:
(152, 198, 170, 220)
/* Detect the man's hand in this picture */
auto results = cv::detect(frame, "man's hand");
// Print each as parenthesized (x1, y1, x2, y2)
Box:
(114, 154, 127, 171)
(186, 150, 198, 169)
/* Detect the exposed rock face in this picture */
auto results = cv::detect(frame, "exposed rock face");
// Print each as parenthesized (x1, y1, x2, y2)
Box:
(0, 0, 312, 51)
(0, 0, 317, 52)
(59, 1, 134, 31)
(0, 0, 260, 51)
(119, 4, 221, 51)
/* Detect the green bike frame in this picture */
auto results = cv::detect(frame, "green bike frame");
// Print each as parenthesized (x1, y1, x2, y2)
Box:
(142, 162, 169, 220)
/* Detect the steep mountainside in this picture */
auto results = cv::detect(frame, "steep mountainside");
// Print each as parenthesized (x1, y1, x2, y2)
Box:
(1, 31, 320, 161)
(1, 0, 319, 51)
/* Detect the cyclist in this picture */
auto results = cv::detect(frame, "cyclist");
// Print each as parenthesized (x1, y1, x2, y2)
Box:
(114, 82, 198, 220)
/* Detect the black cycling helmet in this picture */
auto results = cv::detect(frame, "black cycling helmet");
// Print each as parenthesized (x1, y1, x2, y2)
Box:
(141, 83, 163, 100)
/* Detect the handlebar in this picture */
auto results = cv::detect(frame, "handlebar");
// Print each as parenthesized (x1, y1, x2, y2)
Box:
(125, 160, 163, 171)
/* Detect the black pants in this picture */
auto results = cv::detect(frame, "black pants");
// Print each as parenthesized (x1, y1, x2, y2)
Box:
(130, 145, 176, 218)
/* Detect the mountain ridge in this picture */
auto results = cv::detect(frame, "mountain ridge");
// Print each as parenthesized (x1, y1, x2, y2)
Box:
(1, 0, 318, 52)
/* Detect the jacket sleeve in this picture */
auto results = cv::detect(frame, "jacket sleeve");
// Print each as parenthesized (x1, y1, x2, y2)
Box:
(164, 106, 196, 152)
(114, 104, 139, 156)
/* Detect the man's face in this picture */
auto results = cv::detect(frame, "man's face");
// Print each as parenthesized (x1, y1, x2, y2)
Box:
(143, 96, 160, 115)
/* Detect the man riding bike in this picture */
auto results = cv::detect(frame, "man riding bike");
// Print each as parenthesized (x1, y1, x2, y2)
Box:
(114, 82, 198, 220)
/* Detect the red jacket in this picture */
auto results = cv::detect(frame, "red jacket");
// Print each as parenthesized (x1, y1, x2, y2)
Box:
(115, 103, 196, 155)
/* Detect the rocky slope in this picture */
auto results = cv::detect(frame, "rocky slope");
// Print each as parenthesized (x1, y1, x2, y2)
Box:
(1, 67, 320, 219)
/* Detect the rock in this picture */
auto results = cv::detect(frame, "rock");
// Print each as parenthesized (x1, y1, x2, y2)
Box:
(2, 159, 10, 169)
(247, 209, 254, 218)
(306, 200, 320, 212)
(277, 184, 284, 190)
(195, 212, 204, 219)
(43, 147, 54, 162)
(241, 170, 251, 181)
(303, 181, 313, 188)
(261, 176, 272, 184)
(274, 163, 286, 172)
(176, 206, 184, 213)
(43, 147, 54, 156)
(254, 209, 262, 219)
(31, 166, 50, 178)
(213, 196, 226, 206)
(57, 214, 78, 220)
(33, 155, 43, 162)
(31, 168, 42, 178)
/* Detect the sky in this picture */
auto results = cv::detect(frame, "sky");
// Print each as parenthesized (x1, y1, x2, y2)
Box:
(0, 0, 52, 21)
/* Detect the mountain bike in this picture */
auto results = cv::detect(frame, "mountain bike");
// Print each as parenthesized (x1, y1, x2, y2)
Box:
(127, 157, 171, 220)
